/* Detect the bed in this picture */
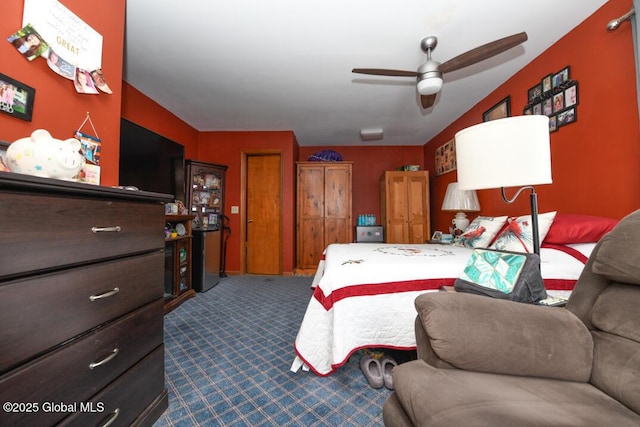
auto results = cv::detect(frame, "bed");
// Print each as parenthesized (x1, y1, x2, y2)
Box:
(291, 213, 619, 377)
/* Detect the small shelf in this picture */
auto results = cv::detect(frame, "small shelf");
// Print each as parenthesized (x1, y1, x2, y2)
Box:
(164, 214, 196, 314)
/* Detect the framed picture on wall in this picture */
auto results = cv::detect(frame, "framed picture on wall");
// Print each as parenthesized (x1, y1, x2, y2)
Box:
(542, 98, 553, 116)
(528, 84, 542, 102)
(553, 66, 570, 88)
(564, 82, 579, 107)
(541, 74, 553, 93)
(435, 138, 457, 176)
(482, 96, 511, 122)
(553, 92, 565, 113)
(557, 107, 577, 126)
(0, 73, 35, 121)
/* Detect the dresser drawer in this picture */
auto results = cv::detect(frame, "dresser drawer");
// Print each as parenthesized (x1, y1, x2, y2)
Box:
(0, 300, 163, 427)
(0, 191, 165, 279)
(58, 346, 167, 427)
(0, 251, 164, 373)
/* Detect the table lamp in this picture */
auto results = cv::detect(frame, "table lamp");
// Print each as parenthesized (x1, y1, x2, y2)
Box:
(441, 182, 480, 234)
(454, 115, 552, 255)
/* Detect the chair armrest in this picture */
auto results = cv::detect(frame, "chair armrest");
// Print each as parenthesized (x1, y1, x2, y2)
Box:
(414, 292, 593, 382)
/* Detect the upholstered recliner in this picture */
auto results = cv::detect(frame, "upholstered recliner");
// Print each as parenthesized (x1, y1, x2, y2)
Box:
(383, 209, 640, 427)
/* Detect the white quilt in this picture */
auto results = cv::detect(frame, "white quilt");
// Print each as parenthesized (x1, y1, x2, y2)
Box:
(292, 242, 594, 376)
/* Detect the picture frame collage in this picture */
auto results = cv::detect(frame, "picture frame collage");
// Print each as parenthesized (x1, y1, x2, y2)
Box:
(434, 138, 456, 176)
(523, 66, 578, 132)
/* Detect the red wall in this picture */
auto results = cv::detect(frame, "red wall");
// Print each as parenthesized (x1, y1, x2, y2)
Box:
(1, 0, 125, 186)
(298, 146, 425, 222)
(425, 0, 640, 232)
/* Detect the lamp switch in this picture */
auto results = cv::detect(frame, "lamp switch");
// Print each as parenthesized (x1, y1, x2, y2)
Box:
(231, 206, 239, 214)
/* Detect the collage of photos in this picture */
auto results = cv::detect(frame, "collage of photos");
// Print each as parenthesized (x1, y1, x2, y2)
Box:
(435, 138, 456, 176)
(523, 65, 578, 133)
(7, 24, 112, 96)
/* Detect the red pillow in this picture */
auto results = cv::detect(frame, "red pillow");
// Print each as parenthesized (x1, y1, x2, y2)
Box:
(544, 214, 618, 244)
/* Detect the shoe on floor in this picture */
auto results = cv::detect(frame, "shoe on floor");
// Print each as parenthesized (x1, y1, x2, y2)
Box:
(359, 355, 384, 389)
(381, 355, 398, 390)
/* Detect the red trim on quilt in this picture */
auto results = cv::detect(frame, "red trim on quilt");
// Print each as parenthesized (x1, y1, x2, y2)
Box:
(541, 243, 589, 264)
(541, 279, 577, 291)
(313, 278, 453, 311)
(313, 275, 580, 310)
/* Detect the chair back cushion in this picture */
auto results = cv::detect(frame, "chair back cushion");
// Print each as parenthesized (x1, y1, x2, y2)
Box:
(591, 209, 640, 285)
(581, 210, 640, 414)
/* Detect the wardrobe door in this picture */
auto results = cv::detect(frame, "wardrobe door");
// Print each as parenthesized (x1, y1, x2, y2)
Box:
(406, 172, 430, 243)
(324, 164, 352, 246)
(382, 172, 410, 243)
(297, 165, 326, 270)
(381, 171, 430, 243)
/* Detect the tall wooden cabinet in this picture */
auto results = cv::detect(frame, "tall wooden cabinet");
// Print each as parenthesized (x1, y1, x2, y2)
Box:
(296, 162, 353, 271)
(380, 171, 431, 243)
(185, 160, 227, 292)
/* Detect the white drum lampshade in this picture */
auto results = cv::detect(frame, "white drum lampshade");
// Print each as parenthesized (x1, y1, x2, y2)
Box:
(455, 115, 552, 191)
(454, 115, 552, 254)
(441, 182, 480, 233)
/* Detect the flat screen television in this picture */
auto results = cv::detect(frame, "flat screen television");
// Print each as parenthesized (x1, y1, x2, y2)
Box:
(119, 118, 185, 201)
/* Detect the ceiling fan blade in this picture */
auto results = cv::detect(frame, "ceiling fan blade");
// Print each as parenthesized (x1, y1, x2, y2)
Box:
(439, 32, 528, 74)
(420, 94, 437, 109)
(352, 68, 418, 77)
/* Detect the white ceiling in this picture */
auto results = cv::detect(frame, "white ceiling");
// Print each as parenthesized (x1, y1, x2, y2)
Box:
(123, 0, 608, 147)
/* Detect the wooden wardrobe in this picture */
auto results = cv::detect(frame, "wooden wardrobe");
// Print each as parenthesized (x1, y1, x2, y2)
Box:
(380, 170, 431, 243)
(296, 162, 353, 272)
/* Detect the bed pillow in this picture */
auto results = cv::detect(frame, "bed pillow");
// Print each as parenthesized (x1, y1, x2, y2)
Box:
(489, 212, 557, 253)
(454, 215, 508, 248)
(544, 214, 618, 244)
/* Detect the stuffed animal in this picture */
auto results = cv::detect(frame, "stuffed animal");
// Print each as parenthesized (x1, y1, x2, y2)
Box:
(6, 129, 85, 180)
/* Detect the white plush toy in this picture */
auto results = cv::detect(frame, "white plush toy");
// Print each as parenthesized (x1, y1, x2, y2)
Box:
(6, 129, 85, 180)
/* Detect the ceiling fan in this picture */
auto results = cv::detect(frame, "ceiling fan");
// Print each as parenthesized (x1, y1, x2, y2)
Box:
(352, 32, 528, 109)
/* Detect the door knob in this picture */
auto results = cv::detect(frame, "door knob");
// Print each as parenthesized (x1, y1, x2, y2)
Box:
(247, 219, 253, 223)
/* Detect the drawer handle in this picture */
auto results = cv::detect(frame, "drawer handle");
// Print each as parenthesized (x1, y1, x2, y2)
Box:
(99, 408, 120, 427)
(89, 348, 119, 369)
(91, 226, 121, 233)
(89, 287, 120, 301)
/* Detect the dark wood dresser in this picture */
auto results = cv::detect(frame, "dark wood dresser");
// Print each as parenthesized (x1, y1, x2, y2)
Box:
(0, 171, 172, 427)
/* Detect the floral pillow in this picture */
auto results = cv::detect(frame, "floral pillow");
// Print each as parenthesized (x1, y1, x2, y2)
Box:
(454, 215, 508, 248)
(489, 212, 557, 253)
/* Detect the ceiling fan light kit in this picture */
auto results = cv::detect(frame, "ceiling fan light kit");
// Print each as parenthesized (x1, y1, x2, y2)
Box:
(417, 74, 443, 95)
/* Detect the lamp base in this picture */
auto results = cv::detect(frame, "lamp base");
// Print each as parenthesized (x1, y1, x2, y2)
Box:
(451, 212, 470, 235)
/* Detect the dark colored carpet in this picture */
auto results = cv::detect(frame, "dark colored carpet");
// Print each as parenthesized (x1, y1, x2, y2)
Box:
(154, 275, 394, 426)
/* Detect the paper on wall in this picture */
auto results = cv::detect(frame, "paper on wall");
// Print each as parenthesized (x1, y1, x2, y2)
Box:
(23, 0, 103, 71)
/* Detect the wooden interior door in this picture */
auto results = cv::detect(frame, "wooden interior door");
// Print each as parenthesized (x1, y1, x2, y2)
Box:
(246, 154, 282, 274)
